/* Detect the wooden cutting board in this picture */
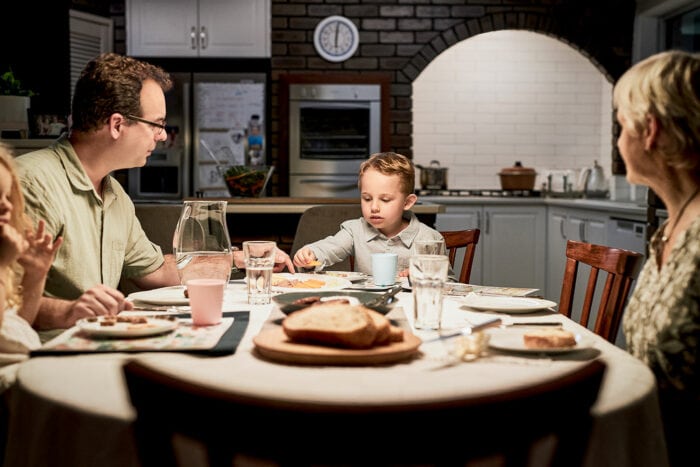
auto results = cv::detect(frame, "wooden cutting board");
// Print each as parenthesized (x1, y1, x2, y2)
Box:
(253, 327, 421, 365)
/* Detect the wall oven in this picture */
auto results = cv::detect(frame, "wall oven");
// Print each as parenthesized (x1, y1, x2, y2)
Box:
(288, 83, 381, 197)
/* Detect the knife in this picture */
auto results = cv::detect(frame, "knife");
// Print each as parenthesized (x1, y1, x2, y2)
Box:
(422, 317, 502, 343)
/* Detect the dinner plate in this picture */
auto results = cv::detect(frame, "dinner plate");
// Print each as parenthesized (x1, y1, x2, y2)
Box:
(459, 293, 557, 313)
(76, 316, 179, 338)
(271, 273, 352, 292)
(253, 328, 421, 365)
(272, 290, 397, 315)
(487, 329, 593, 354)
(322, 271, 368, 282)
(128, 286, 189, 306)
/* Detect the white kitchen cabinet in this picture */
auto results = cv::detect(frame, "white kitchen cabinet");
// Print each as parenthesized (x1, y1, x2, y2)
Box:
(127, 0, 270, 57)
(434, 203, 546, 292)
(546, 207, 608, 305)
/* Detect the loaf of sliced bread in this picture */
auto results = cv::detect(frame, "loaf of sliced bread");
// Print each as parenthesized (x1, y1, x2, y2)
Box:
(523, 329, 576, 349)
(282, 303, 379, 349)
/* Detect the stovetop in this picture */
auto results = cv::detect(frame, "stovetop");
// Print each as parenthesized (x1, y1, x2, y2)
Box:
(415, 188, 542, 197)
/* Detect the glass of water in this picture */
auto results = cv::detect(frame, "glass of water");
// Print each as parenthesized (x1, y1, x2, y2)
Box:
(410, 254, 449, 330)
(413, 239, 446, 255)
(243, 240, 276, 305)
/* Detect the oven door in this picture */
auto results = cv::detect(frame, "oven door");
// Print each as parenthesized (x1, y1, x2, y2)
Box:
(289, 101, 379, 174)
(289, 174, 359, 198)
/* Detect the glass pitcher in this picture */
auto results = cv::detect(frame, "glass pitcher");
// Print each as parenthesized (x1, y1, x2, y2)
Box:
(173, 200, 233, 285)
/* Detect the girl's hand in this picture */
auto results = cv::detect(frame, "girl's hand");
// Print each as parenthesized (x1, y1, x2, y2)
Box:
(18, 220, 63, 282)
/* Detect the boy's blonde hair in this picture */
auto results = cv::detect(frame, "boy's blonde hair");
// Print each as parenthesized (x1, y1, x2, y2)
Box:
(0, 143, 31, 309)
(358, 152, 415, 196)
(613, 50, 700, 170)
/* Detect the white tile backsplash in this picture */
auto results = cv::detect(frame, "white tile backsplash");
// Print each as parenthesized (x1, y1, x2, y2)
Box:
(413, 30, 613, 190)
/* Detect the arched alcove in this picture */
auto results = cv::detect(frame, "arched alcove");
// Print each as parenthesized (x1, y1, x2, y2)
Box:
(412, 30, 613, 191)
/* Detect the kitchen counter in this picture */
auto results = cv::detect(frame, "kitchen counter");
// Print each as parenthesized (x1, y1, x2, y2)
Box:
(420, 195, 647, 218)
(184, 197, 445, 214)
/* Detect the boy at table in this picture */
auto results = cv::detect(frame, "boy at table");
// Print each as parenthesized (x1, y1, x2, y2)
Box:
(293, 152, 454, 280)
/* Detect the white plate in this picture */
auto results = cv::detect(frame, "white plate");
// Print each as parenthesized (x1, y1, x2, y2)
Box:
(487, 329, 593, 354)
(128, 286, 189, 306)
(322, 271, 368, 282)
(271, 273, 352, 292)
(460, 293, 557, 313)
(76, 316, 179, 338)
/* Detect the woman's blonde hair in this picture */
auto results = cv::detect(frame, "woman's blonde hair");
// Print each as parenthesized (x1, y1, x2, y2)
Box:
(358, 152, 415, 195)
(613, 50, 700, 169)
(0, 142, 31, 309)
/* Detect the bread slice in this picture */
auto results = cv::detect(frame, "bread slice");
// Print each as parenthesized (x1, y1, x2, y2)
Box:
(388, 325, 405, 343)
(366, 309, 391, 346)
(523, 329, 576, 349)
(282, 303, 378, 349)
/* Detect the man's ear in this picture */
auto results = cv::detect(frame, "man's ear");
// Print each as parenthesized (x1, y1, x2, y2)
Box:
(404, 193, 418, 210)
(109, 113, 126, 138)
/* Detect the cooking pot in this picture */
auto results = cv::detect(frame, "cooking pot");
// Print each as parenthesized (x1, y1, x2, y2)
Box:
(498, 161, 536, 190)
(416, 160, 448, 190)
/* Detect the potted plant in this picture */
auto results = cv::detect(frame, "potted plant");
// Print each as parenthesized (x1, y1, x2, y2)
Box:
(0, 68, 35, 136)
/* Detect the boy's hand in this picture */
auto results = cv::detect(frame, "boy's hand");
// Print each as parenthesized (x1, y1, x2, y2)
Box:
(294, 247, 316, 268)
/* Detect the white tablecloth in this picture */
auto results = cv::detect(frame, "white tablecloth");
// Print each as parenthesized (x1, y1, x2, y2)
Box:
(2, 284, 669, 467)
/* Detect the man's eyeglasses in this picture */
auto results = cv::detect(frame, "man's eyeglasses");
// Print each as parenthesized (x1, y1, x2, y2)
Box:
(126, 114, 167, 135)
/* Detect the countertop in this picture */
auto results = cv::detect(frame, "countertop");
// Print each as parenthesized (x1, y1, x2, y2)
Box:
(419, 195, 649, 218)
(181, 197, 446, 214)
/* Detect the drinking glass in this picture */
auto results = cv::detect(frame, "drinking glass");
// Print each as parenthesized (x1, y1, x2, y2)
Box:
(243, 240, 276, 305)
(173, 200, 233, 285)
(413, 239, 446, 255)
(410, 255, 449, 330)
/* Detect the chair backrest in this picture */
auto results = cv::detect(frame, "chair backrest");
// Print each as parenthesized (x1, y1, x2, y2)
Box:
(440, 229, 480, 283)
(291, 204, 362, 271)
(123, 358, 605, 467)
(558, 240, 644, 343)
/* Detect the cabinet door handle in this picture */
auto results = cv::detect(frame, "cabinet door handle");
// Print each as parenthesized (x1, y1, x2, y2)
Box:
(190, 27, 197, 50)
(200, 26, 207, 49)
(579, 222, 586, 242)
(477, 211, 482, 231)
(485, 212, 490, 235)
(559, 218, 566, 239)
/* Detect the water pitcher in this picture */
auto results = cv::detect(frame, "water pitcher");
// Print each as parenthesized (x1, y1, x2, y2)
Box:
(173, 200, 233, 285)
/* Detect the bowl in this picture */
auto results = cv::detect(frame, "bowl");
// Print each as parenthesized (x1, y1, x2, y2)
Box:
(219, 165, 274, 197)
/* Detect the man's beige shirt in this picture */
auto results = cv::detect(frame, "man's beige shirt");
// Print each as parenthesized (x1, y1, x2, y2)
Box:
(16, 136, 164, 300)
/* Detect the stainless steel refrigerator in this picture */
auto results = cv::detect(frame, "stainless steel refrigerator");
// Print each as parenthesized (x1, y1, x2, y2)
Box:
(128, 72, 267, 200)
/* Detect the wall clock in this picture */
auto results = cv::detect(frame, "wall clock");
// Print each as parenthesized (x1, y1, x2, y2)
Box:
(313, 16, 359, 63)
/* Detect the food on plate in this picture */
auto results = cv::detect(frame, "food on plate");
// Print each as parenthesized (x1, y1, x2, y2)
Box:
(291, 296, 352, 307)
(282, 303, 403, 349)
(523, 329, 576, 349)
(273, 276, 326, 289)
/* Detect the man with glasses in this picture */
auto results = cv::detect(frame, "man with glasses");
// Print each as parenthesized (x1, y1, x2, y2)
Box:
(14, 53, 292, 336)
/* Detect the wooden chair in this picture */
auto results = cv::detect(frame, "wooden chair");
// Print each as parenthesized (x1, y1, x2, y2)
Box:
(291, 204, 362, 271)
(123, 358, 606, 467)
(440, 228, 480, 283)
(558, 240, 644, 343)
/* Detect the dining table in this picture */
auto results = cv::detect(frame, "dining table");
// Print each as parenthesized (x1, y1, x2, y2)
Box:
(2, 280, 669, 467)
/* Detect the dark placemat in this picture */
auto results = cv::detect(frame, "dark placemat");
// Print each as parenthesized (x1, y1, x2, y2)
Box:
(30, 311, 250, 357)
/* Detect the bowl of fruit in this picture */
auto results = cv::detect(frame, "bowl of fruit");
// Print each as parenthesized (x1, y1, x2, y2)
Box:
(218, 165, 274, 197)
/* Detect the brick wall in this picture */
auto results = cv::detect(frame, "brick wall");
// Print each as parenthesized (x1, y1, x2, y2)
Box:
(270, 0, 635, 190)
(111, 1, 635, 194)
